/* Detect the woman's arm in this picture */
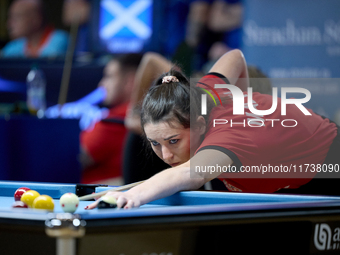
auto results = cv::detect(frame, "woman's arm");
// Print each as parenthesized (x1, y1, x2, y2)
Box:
(125, 52, 173, 134)
(85, 149, 233, 209)
(209, 49, 249, 91)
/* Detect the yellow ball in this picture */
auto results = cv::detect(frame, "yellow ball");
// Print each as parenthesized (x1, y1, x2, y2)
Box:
(32, 195, 55, 211)
(21, 190, 40, 208)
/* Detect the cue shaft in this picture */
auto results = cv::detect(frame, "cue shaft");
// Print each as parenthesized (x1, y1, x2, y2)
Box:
(58, 15, 79, 105)
(78, 181, 144, 201)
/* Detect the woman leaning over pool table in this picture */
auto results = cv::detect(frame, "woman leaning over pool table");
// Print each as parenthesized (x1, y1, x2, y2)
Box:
(86, 49, 340, 210)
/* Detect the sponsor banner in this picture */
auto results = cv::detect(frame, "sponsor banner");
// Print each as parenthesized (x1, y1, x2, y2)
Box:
(242, 0, 340, 120)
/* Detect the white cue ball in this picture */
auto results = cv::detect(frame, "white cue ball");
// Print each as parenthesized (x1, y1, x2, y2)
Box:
(60, 193, 79, 213)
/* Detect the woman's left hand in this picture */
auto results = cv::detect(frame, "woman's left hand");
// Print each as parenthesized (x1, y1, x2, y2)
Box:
(84, 191, 141, 210)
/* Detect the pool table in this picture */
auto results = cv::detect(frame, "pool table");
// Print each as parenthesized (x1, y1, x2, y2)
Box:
(1, 181, 340, 255)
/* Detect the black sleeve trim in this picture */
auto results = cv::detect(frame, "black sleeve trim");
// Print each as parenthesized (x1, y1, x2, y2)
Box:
(196, 145, 243, 170)
(207, 72, 231, 84)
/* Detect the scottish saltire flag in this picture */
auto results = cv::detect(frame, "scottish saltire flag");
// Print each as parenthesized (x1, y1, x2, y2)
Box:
(99, 0, 153, 53)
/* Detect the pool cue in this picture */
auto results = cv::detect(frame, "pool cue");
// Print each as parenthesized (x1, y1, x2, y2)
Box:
(78, 181, 144, 201)
(58, 14, 80, 106)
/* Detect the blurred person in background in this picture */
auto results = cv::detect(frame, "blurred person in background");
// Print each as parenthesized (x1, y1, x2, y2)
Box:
(62, 0, 90, 27)
(79, 53, 143, 185)
(62, 0, 91, 56)
(173, 0, 243, 75)
(123, 53, 171, 185)
(1, 0, 69, 58)
(202, 41, 272, 95)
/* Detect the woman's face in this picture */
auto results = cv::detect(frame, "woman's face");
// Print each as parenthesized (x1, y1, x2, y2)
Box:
(144, 120, 203, 167)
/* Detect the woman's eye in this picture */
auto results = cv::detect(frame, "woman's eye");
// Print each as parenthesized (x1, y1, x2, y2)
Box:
(169, 139, 179, 144)
(151, 141, 159, 146)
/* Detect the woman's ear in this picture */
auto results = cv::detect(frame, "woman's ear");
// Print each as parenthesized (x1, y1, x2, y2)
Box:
(196, 116, 206, 135)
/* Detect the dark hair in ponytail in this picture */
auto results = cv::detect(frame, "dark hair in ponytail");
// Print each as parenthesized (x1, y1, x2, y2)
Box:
(141, 69, 215, 132)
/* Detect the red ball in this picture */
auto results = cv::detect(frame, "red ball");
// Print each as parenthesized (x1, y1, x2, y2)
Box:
(14, 187, 31, 201)
(12, 201, 29, 208)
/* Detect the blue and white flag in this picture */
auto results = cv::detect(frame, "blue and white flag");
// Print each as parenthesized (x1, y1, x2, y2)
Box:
(99, 0, 153, 52)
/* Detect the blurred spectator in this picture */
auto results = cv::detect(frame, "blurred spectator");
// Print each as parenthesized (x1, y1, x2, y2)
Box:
(201, 41, 231, 74)
(207, 0, 243, 35)
(172, 0, 210, 76)
(123, 53, 171, 184)
(174, 0, 243, 75)
(62, 0, 90, 26)
(1, 0, 69, 58)
(185, 1, 210, 49)
(62, 0, 91, 55)
(207, 0, 243, 50)
(79, 53, 143, 185)
(202, 42, 273, 95)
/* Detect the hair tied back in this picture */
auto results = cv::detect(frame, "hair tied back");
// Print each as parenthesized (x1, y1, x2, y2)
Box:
(162, 76, 179, 84)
